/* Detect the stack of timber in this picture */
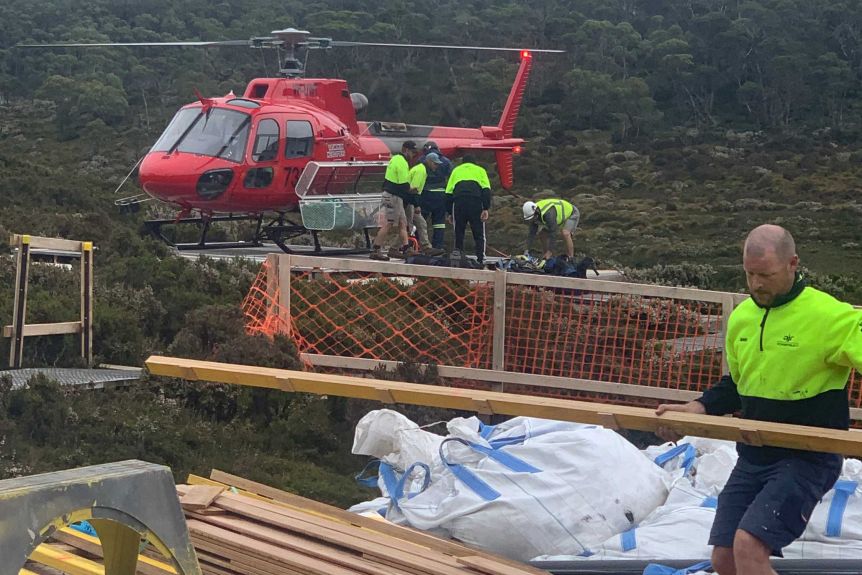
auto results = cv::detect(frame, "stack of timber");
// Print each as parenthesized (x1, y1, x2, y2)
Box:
(26, 527, 176, 575)
(182, 469, 549, 575)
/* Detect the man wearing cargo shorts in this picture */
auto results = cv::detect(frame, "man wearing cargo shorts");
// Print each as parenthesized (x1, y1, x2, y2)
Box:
(371, 141, 418, 261)
(522, 198, 580, 259)
(656, 224, 862, 574)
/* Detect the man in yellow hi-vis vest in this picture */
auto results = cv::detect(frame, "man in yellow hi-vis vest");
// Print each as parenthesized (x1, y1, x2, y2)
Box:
(656, 224, 862, 573)
(522, 198, 580, 259)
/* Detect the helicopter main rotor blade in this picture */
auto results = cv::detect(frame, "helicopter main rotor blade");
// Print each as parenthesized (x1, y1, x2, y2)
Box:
(329, 41, 565, 53)
(17, 40, 252, 48)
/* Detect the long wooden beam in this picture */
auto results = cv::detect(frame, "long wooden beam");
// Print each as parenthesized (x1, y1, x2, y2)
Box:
(10, 234, 84, 253)
(3, 321, 82, 338)
(146, 355, 862, 456)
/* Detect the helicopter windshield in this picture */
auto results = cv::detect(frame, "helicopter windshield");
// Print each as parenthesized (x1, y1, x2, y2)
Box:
(151, 107, 250, 162)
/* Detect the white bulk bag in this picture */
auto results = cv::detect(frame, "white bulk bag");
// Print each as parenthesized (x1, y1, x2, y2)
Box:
(783, 458, 862, 557)
(390, 423, 669, 560)
(552, 482, 716, 560)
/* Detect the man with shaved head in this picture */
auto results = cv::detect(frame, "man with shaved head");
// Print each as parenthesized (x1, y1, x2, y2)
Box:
(656, 224, 862, 574)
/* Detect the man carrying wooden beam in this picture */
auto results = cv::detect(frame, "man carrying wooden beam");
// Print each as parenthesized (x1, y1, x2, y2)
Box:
(656, 224, 862, 575)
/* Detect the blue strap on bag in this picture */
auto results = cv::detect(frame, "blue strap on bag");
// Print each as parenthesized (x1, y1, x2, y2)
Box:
(653, 443, 696, 476)
(826, 480, 858, 537)
(642, 560, 712, 575)
(438, 437, 543, 501)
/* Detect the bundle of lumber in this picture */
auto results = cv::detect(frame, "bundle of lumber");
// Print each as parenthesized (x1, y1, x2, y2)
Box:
(181, 469, 549, 575)
(25, 528, 176, 575)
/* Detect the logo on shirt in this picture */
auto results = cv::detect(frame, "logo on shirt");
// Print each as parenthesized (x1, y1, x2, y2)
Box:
(777, 334, 799, 348)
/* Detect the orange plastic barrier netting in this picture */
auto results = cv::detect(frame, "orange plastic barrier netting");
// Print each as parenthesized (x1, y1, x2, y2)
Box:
(242, 262, 862, 410)
(243, 261, 494, 366)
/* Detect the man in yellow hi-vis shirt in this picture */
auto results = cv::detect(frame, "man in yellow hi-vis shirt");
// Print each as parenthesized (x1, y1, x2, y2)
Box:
(445, 155, 491, 264)
(371, 141, 418, 261)
(656, 224, 862, 574)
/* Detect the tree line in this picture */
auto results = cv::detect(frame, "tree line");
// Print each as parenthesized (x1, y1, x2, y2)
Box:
(3, 0, 862, 141)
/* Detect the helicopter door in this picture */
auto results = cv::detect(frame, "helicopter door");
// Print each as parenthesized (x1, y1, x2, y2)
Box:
(244, 117, 280, 190)
(282, 119, 315, 193)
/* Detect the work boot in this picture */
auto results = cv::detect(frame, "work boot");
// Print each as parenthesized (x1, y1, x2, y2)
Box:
(388, 247, 407, 259)
(422, 246, 445, 256)
(370, 249, 390, 261)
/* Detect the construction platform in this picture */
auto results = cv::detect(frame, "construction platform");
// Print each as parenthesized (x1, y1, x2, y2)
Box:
(0, 366, 142, 390)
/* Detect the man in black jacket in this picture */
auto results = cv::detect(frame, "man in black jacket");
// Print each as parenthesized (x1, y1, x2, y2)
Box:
(445, 155, 491, 264)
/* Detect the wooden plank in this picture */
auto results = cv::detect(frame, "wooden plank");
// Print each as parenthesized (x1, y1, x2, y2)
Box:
(199, 494, 468, 575)
(187, 520, 363, 575)
(205, 471, 550, 575)
(209, 490, 466, 568)
(287, 254, 491, 282)
(190, 512, 417, 575)
(302, 353, 702, 402)
(10, 234, 84, 252)
(283, 254, 739, 303)
(9, 236, 29, 368)
(2, 321, 82, 338)
(81, 241, 94, 366)
(503, 270, 733, 303)
(180, 485, 225, 511)
(194, 540, 291, 575)
(458, 556, 537, 575)
(192, 538, 296, 575)
(277, 254, 292, 336)
(147, 356, 862, 457)
(492, 269, 506, 374)
(51, 528, 178, 575)
(30, 544, 103, 575)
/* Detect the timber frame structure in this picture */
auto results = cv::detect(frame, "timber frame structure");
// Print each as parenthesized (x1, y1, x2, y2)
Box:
(4, 234, 94, 368)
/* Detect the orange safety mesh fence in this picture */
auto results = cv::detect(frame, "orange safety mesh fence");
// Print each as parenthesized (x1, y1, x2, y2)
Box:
(242, 259, 862, 413)
(243, 261, 495, 366)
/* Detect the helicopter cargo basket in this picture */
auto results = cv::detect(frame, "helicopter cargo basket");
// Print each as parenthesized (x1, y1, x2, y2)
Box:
(296, 161, 389, 231)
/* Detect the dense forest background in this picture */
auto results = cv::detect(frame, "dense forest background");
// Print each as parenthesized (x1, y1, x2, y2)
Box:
(1, 0, 862, 501)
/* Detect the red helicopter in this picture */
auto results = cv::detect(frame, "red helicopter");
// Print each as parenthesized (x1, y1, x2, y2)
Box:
(25, 29, 562, 253)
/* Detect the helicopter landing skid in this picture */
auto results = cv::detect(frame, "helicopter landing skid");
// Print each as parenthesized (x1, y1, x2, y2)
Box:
(143, 214, 374, 256)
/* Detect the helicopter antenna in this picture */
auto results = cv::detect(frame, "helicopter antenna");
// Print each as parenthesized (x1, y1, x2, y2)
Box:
(260, 45, 269, 77)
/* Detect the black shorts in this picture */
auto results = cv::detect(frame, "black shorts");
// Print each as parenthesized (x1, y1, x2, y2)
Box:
(709, 455, 842, 556)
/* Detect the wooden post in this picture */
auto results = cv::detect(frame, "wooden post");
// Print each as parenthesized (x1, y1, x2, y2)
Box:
(277, 254, 292, 336)
(720, 294, 736, 375)
(265, 253, 279, 323)
(81, 241, 94, 366)
(9, 235, 30, 368)
(491, 269, 507, 391)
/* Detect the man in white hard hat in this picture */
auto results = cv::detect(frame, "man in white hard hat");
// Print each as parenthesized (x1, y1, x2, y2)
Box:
(523, 198, 580, 259)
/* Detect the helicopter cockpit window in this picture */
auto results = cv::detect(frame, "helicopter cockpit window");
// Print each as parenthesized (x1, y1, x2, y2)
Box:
(151, 107, 250, 163)
(285, 120, 314, 158)
(252, 119, 279, 162)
